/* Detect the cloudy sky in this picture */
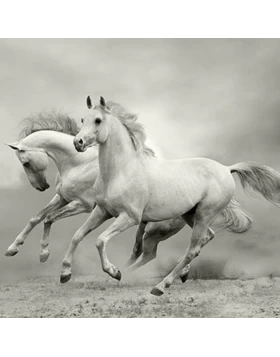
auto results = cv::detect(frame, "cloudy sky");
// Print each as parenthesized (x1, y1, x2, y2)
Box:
(2, 39, 280, 282)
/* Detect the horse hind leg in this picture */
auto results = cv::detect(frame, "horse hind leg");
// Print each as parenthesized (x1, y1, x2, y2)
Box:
(179, 227, 215, 283)
(177, 211, 195, 283)
(125, 222, 146, 267)
(127, 232, 160, 271)
(151, 221, 209, 296)
(177, 207, 216, 283)
(150, 198, 224, 296)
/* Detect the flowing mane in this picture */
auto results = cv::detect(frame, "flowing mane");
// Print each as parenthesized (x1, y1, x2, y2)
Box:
(18, 110, 80, 139)
(104, 101, 156, 157)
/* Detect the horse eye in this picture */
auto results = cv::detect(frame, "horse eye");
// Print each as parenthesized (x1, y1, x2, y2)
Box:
(23, 162, 30, 168)
(95, 118, 102, 124)
(81, 118, 84, 123)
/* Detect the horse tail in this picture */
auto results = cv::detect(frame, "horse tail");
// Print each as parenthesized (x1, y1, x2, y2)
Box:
(216, 197, 252, 233)
(229, 162, 280, 207)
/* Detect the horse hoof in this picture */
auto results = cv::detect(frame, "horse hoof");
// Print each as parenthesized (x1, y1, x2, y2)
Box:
(5, 248, 19, 257)
(150, 287, 164, 296)
(40, 251, 50, 263)
(60, 274, 71, 284)
(180, 272, 189, 283)
(114, 270, 122, 281)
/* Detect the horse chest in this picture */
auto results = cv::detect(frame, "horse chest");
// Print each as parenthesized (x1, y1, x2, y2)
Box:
(94, 195, 115, 214)
(58, 176, 95, 208)
(93, 186, 125, 216)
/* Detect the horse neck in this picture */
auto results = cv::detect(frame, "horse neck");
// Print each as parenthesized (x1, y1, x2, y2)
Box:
(98, 116, 137, 182)
(22, 131, 81, 174)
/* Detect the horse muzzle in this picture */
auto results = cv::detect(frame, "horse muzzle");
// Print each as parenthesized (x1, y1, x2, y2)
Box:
(36, 183, 50, 192)
(73, 137, 85, 152)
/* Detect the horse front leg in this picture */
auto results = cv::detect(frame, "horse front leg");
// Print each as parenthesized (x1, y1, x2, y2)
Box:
(96, 213, 138, 281)
(5, 194, 65, 257)
(60, 205, 111, 283)
(40, 200, 89, 263)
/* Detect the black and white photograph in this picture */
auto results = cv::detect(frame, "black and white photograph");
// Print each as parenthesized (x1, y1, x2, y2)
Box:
(2, 37, 280, 320)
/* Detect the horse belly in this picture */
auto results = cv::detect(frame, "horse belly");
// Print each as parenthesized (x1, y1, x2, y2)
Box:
(142, 157, 233, 222)
(145, 217, 186, 241)
(142, 183, 201, 222)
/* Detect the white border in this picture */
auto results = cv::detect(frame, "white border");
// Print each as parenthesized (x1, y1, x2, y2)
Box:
(0, 2, 279, 357)
(0, 318, 278, 357)
(1, 0, 280, 38)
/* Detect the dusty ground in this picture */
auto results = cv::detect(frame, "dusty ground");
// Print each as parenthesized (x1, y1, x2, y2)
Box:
(0, 274, 280, 318)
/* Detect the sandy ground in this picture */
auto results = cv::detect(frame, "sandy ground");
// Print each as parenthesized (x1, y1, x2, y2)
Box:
(0, 275, 280, 318)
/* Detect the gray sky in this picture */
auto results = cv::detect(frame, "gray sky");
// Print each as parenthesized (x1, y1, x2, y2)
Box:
(1, 39, 280, 282)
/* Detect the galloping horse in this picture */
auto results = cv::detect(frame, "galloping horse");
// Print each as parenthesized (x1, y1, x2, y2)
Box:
(6, 112, 249, 282)
(71, 95, 280, 296)
(5, 112, 98, 262)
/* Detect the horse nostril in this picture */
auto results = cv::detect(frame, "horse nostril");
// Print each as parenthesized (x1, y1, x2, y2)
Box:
(78, 138, 83, 145)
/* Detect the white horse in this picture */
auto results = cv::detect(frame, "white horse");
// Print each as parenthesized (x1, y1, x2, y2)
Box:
(5, 112, 98, 263)
(71, 95, 280, 296)
(5, 112, 249, 284)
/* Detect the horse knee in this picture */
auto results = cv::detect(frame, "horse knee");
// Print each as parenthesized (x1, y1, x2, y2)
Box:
(96, 236, 105, 250)
(30, 216, 40, 227)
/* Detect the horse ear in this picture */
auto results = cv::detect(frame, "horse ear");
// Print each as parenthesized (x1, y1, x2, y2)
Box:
(5, 142, 21, 151)
(100, 96, 106, 107)
(86, 95, 92, 109)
